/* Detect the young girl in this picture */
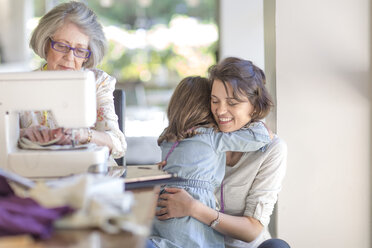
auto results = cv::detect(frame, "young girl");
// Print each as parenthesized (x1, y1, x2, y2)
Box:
(149, 76, 271, 248)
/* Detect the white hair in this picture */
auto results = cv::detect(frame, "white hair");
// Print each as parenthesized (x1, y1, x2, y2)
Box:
(30, 1, 106, 68)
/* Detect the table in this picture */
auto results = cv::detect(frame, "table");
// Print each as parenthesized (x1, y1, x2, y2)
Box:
(0, 166, 163, 248)
(37, 187, 158, 248)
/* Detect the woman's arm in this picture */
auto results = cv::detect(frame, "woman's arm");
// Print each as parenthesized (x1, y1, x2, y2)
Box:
(84, 128, 114, 151)
(157, 188, 263, 243)
(20, 125, 114, 149)
(91, 69, 126, 158)
(70, 128, 114, 150)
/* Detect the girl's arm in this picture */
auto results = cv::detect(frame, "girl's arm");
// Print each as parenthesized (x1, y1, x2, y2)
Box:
(212, 121, 272, 153)
(157, 188, 263, 242)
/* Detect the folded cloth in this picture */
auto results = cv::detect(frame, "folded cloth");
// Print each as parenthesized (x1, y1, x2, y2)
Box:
(0, 176, 73, 239)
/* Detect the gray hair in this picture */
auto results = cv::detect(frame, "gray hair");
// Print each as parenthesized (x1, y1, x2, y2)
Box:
(29, 1, 106, 68)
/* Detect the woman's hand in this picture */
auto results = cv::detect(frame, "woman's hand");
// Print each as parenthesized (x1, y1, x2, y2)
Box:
(156, 188, 196, 220)
(21, 126, 71, 145)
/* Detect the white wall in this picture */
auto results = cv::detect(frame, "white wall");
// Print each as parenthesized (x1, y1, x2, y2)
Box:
(276, 0, 370, 247)
(220, 0, 371, 247)
(219, 0, 265, 69)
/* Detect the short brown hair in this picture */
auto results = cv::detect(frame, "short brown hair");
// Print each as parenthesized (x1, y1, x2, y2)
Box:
(208, 57, 274, 122)
(158, 76, 216, 145)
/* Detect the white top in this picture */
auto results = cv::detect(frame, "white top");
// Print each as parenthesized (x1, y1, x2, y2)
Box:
(215, 136, 287, 248)
(19, 68, 127, 159)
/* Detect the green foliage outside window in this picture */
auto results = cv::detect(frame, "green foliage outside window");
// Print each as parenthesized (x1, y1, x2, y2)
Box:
(32, 0, 218, 106)
(90, 0, 218, 89)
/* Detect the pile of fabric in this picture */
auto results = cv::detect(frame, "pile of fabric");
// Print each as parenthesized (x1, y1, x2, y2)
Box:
(0, 176, 72, 239)
(0, 173, 136, 240)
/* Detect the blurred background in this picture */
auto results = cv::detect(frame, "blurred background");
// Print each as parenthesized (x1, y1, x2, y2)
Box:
(0, 0, 219, 164)
(0, 0, 371, 247)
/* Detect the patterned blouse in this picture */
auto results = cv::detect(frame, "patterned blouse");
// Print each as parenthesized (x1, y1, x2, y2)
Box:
(19, 67, 127, 159)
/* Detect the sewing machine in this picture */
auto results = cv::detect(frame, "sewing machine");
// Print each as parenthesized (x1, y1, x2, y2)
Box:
(0, 70, 109, 178)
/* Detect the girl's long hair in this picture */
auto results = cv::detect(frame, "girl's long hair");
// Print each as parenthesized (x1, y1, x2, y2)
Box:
(158, 76, 216, 145)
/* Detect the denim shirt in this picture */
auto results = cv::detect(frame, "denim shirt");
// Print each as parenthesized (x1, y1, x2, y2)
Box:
(150, 122, 271, 248)
(162, 122, 270, 188)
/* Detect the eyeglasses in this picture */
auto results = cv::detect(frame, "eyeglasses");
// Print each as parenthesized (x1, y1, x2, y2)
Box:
(50, 38, 91, 59)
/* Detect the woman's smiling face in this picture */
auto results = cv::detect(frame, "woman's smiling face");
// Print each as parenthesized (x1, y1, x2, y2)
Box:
(211, 79, 254, 132)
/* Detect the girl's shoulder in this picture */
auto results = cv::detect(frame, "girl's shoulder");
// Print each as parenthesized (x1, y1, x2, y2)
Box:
(194, 126, 216, 135)
(244, 121, 268, 134)
(194, 121, 268, 136)
(247, 121, 266, 128)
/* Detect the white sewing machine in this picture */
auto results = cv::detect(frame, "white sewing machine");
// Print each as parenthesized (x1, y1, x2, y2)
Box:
(0, 70, 109, 178)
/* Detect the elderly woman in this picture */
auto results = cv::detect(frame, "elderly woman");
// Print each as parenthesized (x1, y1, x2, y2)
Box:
(20, 1, 126, 163)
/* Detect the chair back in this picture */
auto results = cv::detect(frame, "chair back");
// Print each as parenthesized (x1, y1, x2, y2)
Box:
(113, 89, 126, 166)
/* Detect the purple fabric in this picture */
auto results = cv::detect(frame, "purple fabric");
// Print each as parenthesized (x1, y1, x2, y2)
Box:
(0, 177, 14, 197)
(0, 176, 74, 239)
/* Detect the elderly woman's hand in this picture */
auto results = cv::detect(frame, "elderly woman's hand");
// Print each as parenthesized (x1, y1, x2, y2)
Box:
(20, 126, 71, 145)
(156, 187, 196, 220)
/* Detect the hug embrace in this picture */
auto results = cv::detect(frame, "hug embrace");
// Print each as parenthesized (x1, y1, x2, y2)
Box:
(149, 57, 290, 248)
(16, 1, 288, 246)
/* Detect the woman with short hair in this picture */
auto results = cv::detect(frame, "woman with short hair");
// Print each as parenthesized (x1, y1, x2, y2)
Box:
(20, 1, 126, 163)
